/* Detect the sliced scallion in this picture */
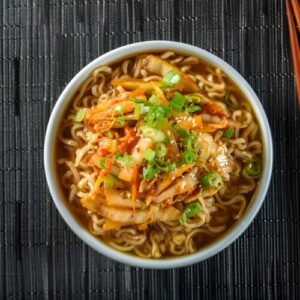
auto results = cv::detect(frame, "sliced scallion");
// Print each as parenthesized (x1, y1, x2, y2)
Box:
(104, 174, 123, 189)
(140, 126, 167, 142)
(129, 97, 145, 103)
(201, 171, 223, 188)
(169, 92, 188, 112)
(162, 70, 182, 87)
(134, 103, 144, 115)
(143, 163, 159, 180)
(99, 156, 109, 170)
(154, 143, 168, 158)
(116, 152, 133, 167)
(143, 148, 156, 161)
(116, 116, 125, 125)
(148, 94, 160, 105)
(185, 105, 202, 113)
(244, 159, 261, 176)
(182, 148, 196, 164)
(224, 127, 234, 138)
(179, 202, 202, 224)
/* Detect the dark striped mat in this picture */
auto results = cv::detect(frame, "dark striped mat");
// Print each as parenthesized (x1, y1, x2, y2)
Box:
(0, 0, 299, 299)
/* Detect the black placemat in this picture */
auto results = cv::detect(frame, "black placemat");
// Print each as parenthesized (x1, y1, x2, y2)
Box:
(1, 0, 299, 299)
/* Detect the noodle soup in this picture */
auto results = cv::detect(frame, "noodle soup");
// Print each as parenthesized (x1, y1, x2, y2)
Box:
(56, 51, 263, 258)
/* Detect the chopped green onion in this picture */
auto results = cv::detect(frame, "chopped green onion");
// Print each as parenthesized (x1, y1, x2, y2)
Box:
(143, 156, 177, 180)
(154, 143, 168, 158)
(169, 92, 188, 112)
(157, 162, 177, 172)
(182, 149, 197, 164)
(162, 70, 182, 87)
(244, 159, 261, 176)
(104, 174, 123, 189)
(116, 116, 125, 125)
(129, 97, 145, 103)
(185, 105, 202, 113)
(134, 103, 144, 115)
(201, 171, 223, 188)
(140, 126, 167, 142)
(143, 148, 156, 161)
(224, 127, 234, 138)
(179, 202, 202, 224)
(114, 105, 124, 115)
(171, 124, 198, 162)
(144, 105, 170, 129)
(115, 152, 122, 159)
(116, 152, 133, 167)
(99, 156, 109, 170)
(73, 108, 85, 122)
(143, 163, 159, 180)
(171, 124, 190, 138)
(186, 94, 202, 103)
(148, 94, 160, 105)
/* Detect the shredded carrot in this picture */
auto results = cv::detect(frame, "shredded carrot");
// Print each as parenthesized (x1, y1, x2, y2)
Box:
(151, 82, 169, 105)
(131, 166, 139, 211)
(128, 88, 146, 98)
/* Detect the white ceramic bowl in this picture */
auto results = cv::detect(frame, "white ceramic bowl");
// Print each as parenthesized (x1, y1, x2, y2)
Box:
(44, 41, 273, 269)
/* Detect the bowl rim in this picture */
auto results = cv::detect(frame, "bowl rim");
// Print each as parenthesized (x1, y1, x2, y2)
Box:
(44, 40, 273, 269)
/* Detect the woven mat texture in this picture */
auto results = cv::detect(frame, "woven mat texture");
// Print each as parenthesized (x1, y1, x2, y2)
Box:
(1, 0, 299, 299)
